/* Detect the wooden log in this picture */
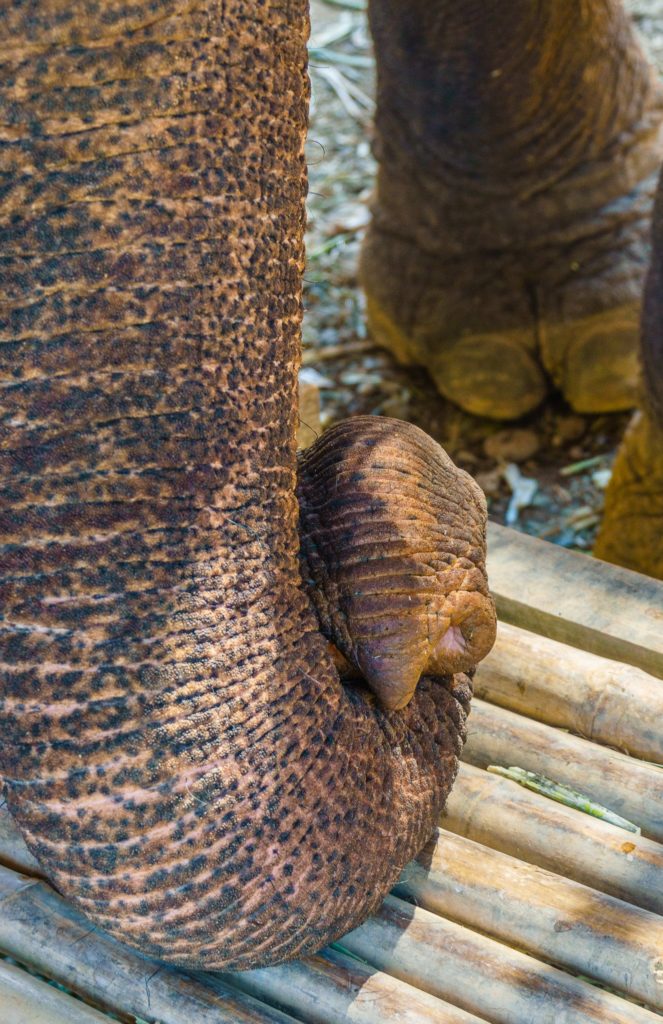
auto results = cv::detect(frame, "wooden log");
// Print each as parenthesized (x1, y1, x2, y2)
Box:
(342, 895, 661, 1024)
(395, 828, 663, 1010)
(463, 699, 663, 841)
(444, 763, 663, 915)
(1, 959, 115, 1024)
(474, 621, 663, 763)
(225, 947, 488, 1024)
(486, 522, 663, 678)
(0, 866, 297, 1024)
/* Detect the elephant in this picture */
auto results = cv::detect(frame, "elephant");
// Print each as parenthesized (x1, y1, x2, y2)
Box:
(0, 0, 661, 975)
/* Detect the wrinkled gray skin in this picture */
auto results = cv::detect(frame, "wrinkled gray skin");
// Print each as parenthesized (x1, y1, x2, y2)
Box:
(1, 0, 662, 975)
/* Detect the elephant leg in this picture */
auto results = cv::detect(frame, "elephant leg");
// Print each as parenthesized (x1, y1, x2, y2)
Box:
(0, 0, 495, 970)
(594, 168, 663, 579)
(362, 0, 663, 419)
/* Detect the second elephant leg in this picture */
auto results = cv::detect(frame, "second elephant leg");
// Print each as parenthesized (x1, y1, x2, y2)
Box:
(362, 0, 663, 418)
(594, 164, 663, 579)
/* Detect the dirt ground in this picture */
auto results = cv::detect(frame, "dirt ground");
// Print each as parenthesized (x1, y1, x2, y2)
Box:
(303, 0, 663, 552)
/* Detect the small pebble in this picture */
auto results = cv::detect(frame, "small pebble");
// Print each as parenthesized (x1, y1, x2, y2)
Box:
(484, 428, 540, 463)
(328, 202, 370, 233)
(555, 415, 587, 444)
(475, 468, 503, 497)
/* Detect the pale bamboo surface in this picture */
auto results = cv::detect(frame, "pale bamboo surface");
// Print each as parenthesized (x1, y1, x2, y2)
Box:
(1, 959, 114, 1024)
(342, 895, 661, 1024)
(486, 522, 663, 677)
(395, 827, 663, 1009)
(474, 620, 663, 761)
(444, 763, 663, 915)
(464, 698, 663, 841)
(224, 947, 488, 1024)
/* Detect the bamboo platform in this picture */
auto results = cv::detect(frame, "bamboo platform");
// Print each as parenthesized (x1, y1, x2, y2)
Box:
(2, 524, 663, 1023)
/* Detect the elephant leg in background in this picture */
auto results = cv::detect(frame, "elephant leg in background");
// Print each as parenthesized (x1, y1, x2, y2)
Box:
(594, 167, 663, 579)
(0, 0, 496, 971)
(362, 0, 663, 419)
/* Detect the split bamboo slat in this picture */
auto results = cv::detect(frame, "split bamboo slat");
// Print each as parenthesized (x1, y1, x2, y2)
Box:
(342, 896, 661, 1024)
(395, 829, 663, 1008)
(463, 699, 663, 841)
(1, 525, 662, 1023)
(474, 620, 663, 761)
(1, 958, 115, 1024)
(0, 807, 41, 878)
(486, 522, 663, 676)
(444, 762, 663, 915)
(224, 947, 487, 1024)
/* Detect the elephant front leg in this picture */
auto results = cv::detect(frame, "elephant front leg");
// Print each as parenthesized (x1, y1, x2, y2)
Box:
(362, 0, 663, 419)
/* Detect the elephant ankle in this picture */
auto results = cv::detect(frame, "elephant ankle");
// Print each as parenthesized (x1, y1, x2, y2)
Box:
(594, 412, 663, 580)
(360, 177, 652, 419)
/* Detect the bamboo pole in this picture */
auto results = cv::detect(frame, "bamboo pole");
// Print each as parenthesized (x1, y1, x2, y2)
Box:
(4, 800, 662, 1014)
(0, 866, 297, 1024)
(463, 699, 663, 841)
(444, 763, 663, 914)
(1, 959, 115, 1024)
(485, 522, 663, 677)
(474, 621, 663, 762)
(395, 828, 663, 1010)
(342, 895, 661, 1024)
(0, 863, 485, 1024)
(224, 947, 488, 1024)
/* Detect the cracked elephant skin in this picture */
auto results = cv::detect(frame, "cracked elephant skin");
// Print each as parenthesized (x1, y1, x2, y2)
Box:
(0, 0, 496, 970)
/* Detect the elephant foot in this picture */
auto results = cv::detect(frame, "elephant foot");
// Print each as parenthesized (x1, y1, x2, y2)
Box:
(297, 416, 497, 710)
(594, 411, 663, 580)
(361, 164, 660, 421)
(364, 0, 663, 420)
